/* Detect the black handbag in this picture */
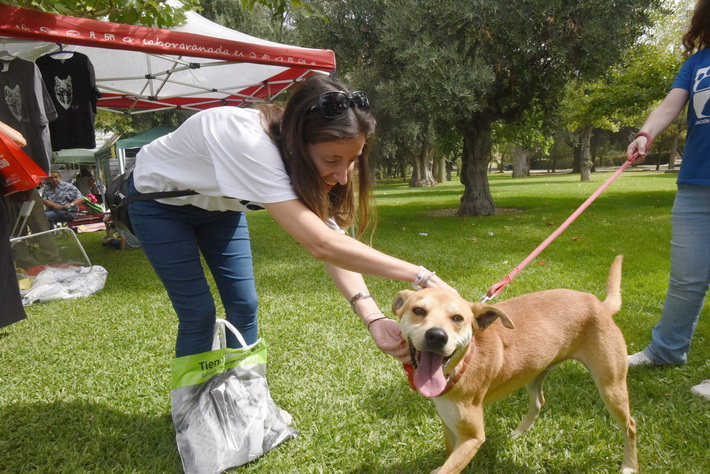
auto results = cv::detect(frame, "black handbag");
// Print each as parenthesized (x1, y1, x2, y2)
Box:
(105, 165, 196, 234)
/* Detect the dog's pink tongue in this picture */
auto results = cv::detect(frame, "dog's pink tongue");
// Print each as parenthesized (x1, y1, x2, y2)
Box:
(414, 352, 447, 398)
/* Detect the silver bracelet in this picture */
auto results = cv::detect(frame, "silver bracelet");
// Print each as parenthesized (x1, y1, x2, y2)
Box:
(349, 290, 372, 311)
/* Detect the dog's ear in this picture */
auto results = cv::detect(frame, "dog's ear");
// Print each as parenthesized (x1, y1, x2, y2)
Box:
(471, 304, 515, 331)
(392, 290, 415, 317)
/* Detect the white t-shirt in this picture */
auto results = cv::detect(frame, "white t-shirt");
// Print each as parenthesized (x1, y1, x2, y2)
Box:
(133, 107, 298, 211)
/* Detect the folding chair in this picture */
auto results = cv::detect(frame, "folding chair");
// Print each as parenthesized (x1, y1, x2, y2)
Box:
(10, 199, 35, 239)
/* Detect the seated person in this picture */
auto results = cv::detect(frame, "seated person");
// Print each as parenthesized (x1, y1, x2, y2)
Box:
(101, 216, 140, 251)
(74, 168, 101, 201)
(41, 171, 85, 228)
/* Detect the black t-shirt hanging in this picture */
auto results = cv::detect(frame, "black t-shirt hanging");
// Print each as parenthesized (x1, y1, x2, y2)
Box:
(0, 57, 57, 173)
(36, 52, 101, 151)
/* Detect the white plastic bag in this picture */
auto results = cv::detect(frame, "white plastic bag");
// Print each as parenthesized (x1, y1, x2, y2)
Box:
(171, 319, 297, 474)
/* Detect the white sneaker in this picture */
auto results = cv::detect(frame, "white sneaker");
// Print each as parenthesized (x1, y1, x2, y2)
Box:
(690, 379, 710, 401)
(627, 351, 655, 368)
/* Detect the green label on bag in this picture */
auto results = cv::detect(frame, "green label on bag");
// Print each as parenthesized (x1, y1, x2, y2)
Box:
(171, 339, 268, 389)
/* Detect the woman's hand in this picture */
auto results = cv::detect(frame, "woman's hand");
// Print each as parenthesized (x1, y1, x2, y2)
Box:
(626, 136, 649, 163)
(424, 274, 459, 295)
(368, 317, 410, 363)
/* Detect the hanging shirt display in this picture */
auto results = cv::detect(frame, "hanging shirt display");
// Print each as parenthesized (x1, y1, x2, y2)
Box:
(0, 57, 56, 173)
(36, 52, 101, 151)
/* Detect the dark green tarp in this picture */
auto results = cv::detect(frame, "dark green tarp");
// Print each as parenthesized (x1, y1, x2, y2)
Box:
(115, 127, 175, 150)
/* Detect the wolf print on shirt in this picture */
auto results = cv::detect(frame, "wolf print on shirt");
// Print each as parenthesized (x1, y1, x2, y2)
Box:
(4, 84, 23, 122)
(692, 66, 710, 121)
(54, 75, 73, 110)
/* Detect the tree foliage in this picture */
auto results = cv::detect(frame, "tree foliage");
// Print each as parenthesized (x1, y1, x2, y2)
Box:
(5, 0, 199, 27)
(5, 0, 321, 27)
(369, 0, 662, 215)
(557, 0, 688, 179)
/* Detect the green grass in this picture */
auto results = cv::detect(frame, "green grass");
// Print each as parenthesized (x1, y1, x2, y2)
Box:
(2, 170, 709, 473)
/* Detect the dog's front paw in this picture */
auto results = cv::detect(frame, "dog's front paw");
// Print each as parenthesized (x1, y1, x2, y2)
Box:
(430, 469, 442, 474)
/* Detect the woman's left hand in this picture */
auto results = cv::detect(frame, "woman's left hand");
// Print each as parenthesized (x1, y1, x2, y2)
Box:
(368, 317, 410, 363)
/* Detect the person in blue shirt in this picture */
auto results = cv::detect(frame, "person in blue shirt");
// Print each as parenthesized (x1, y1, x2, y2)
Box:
(626, 0, 710, 401)
(41, 171, 85, 228)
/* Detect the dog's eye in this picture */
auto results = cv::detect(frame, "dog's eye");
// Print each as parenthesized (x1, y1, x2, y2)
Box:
(413, 307, 427, 316)
(451, 314, 464, 324)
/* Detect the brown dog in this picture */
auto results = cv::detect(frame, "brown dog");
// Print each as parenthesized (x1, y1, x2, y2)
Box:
(393, 255, 637, 473)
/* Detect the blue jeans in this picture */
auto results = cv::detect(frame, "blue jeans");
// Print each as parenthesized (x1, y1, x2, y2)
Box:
(44, 209, 74, 228)
(644, 185, 710, 365)
(127, 178, 258, 357)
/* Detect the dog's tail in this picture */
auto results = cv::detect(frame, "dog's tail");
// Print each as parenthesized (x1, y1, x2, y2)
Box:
(603, 254, 623, 315)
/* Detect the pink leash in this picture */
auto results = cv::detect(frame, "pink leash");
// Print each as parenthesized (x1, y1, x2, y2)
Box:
(482, 155, 638, 303)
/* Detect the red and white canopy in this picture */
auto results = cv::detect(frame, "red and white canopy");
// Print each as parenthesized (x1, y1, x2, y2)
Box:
(0, 3, 336, 113)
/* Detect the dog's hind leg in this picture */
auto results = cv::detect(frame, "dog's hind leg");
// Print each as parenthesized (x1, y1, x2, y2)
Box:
(582, 336, 638, 473)
(511, 363, 560, 437)
(592, 374, 637, 472)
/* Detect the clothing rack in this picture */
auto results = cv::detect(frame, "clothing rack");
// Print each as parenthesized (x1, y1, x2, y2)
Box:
(47, 43, 74, 57)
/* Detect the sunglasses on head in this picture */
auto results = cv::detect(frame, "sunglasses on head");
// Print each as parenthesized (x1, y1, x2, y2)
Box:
(310, 91, 370, 118)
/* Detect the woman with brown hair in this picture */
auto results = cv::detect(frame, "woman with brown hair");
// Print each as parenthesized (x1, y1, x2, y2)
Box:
(626, 0, 710, 400)
(128, 74, 456, 360)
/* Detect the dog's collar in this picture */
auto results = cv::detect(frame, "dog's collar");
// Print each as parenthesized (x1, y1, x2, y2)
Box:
(439, 339, 475, 396)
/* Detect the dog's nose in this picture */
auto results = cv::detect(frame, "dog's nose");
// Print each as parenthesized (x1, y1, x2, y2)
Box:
(425, 327, 448, 347)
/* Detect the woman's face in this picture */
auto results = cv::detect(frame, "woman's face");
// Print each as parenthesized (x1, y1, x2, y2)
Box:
(307, 133, 366, 192)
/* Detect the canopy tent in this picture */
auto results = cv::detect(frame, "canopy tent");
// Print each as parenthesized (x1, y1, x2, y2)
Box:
(52, 132, 120, 204)
(53, 133, 119, 165)
(115, 127, 175, 150)
(0, 2, 336, 114)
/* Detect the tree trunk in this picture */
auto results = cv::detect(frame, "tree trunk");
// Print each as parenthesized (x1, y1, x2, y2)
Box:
(498, 151, 507, 173)
(580, 125, 593, 182)
(434, 155, 446, 183)
(511, 146, 530, 178)
(458, 121, 495, 216)
(571, 135, 582, 174)
(590, 130, 599, 170)
(668, 117, 683, 171)
(408, 150, 421, 185)
(409, 138, 436, 187)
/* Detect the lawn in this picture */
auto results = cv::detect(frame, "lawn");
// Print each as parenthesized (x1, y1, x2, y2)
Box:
(1, 169, 708, 473)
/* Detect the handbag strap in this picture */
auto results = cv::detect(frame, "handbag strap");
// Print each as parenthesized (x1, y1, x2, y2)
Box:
(125, 189, 197, 203)
(212, 318, 248, 350)
(120, 164, 197, 203)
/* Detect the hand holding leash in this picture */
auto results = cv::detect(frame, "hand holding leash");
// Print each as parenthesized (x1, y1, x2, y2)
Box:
(626, 131, 653, 164)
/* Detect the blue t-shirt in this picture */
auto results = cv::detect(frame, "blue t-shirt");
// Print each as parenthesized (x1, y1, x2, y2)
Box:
(671, 49, 710, 186)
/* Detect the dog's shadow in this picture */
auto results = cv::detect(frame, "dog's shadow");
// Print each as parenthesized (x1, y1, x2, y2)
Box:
(354, 377, 537, 474)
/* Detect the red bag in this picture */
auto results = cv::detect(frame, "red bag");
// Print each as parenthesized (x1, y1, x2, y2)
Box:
(0, 131, 49, 196)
